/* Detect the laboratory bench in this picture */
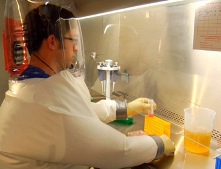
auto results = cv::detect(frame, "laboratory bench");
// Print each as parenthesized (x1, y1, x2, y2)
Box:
(109, 114, 218, 169)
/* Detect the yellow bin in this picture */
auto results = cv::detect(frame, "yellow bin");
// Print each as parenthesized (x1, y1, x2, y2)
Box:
(144, 115, 171, 138)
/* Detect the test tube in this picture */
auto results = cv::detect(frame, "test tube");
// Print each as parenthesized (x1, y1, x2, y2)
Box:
(148, 99, 154, 117)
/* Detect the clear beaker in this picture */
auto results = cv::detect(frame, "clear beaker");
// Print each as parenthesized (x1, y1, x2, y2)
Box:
(184, 107, 216, 155)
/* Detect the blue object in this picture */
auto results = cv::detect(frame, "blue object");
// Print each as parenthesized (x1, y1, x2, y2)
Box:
(113, 70, 119, 82)
(216, 156, 221, 169)
(19, 65, 50, 80)
(98, 69, 106, 81)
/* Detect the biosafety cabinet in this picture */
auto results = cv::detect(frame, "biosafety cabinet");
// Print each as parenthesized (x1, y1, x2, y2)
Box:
(0, 0, 220, 168)
(79, 0, 221, 168)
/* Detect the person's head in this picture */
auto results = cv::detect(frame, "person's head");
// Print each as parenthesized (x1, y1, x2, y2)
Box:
(24, 3, 84, 75)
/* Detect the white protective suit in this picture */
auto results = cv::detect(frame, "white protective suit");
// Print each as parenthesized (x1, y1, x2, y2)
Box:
(0, 70, 160, 169)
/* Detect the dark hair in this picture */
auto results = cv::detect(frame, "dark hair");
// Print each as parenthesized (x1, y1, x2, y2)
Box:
(24, 3, 75, 54)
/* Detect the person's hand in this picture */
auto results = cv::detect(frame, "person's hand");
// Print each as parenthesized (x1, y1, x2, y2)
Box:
(160, 134, 175, 156)
(127, 98, 156, 116)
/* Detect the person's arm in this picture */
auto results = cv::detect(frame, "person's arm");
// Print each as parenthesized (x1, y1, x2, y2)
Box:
(91, 98, 156, 123)
(90, 99, 127, 123)
(0, 72, 174, 169)
(61, 113, 165, 168)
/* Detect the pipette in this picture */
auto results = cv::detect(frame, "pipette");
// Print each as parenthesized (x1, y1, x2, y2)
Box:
(113, 70, 118, 92)
(98, 62, 106, 94)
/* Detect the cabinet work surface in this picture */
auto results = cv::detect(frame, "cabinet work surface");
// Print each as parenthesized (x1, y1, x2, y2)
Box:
(108, 115, 217, 169)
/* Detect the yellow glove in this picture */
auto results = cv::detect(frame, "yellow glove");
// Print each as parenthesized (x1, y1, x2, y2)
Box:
(127, 98, 156, 116)
(160, 134, 175, 156)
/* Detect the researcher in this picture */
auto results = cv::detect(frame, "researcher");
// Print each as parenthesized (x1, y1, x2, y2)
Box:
(0, 1, 175, 169)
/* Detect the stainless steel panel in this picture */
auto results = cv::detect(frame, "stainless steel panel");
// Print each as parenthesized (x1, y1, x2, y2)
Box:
(81, 0, 221, 135)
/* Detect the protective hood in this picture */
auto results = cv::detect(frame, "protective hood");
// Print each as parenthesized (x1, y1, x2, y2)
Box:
(3, 0, 85, 78)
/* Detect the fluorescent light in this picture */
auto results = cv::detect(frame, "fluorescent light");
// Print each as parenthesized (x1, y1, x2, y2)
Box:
(27, 0, 49, 4)
(77, 0, 199, 20)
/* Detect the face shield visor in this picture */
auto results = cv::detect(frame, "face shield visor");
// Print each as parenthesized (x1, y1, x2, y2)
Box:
(3, 0, 85, 79)
(59, 18, 85, 77)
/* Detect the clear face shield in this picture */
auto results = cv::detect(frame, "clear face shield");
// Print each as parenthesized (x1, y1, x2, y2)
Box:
(49, 17, 85, 77)
(3, 0, 85, 79)
(59, 18, 85, 77)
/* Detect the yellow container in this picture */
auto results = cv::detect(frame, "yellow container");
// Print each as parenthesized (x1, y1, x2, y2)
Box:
(144, 115, 171, 138)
